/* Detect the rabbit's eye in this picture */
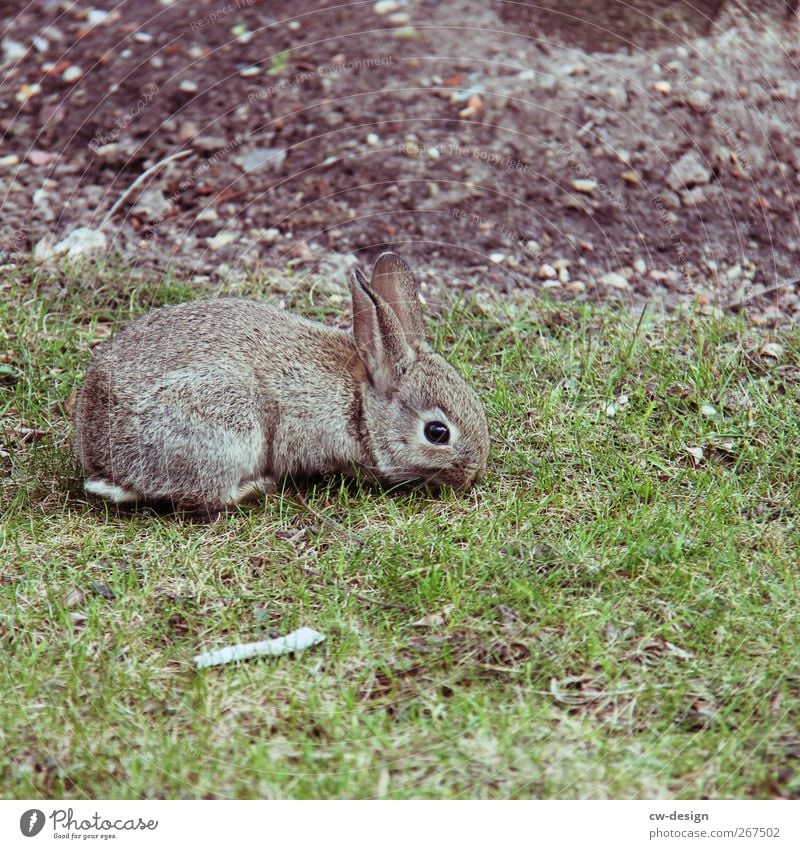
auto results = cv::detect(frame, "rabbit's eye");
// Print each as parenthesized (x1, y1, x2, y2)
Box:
(424, 421, 450, 445)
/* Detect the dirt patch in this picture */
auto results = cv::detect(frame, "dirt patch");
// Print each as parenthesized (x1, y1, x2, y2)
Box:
(2, 0, 800, 323)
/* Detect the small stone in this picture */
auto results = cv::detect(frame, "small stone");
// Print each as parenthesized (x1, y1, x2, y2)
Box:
(179, 79, 199, 94)
(654, 80, 672, 94)
(134, 31, 154, 42)
(290, 240, 312, 261)
(524, 240, 540, 258)
(239, 65, 260, 77)
(207, 231, 238, 249)
(196, 208, 218, 222)
(558, 266, 570, 283)
(178, 120, 198, 142)
(366, 132, 380, 145)
(567, 281, 586, 293)
(600, 271, 629, 290)
(51, 227, 107, 260)
(2, 37, 27, 65)
(132, 187, 170, 222)
(393, 26, 418, 40)
(374, 0, 401, 13)
(606, 86, 628, 109)
(62, 65, 83, 83)
(0, 154, 20, 166)
(701, 404, 717, 418)
(621, 170, 640, 184)
(760, 342, 784, 358)
(259, 227, 280, 243)
(389, 12, 411, 24)
(86, 9, 110, 25)
(489, 252, 506, 264)
(538, 263, 557, 280)
(28, 150, 54, 166)
(236, 147, 286, 172)
(633, 258, 646, 274)
(572, 178, 597, 194)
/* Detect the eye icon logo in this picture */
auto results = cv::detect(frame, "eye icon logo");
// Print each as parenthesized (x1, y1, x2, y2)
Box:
(20, 810, 45, 837)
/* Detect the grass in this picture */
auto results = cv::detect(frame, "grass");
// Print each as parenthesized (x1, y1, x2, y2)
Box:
(1, 260, 798, 799)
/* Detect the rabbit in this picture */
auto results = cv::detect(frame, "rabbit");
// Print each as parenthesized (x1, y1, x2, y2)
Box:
(73, 252, 490, 513)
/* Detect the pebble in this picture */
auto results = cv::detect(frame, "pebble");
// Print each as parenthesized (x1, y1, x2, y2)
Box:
(366, 133, 380, 145)
(196, 208, 218, 222)
(179, 79, 199, 94)
(51, 227, 107, 260)
(600, 271, 629, 290)
(239, 65, 260, 77)
(538, 263, 557, 279)
(28, 150, 54, 165)
(132, 187, 170, 222)
(606, 85, 628, 109)
(374, 0, 401, 13)
(178, 121, 198, 142)
(667, 151, 712, 191)
(653, 80, 672, 94)
(572, 178, 597, 194)
(567, 281, 586, 293)
(0, 154, 20, 166)
(62, 65, 83, 83)
(490, 252, 506, 264)
(633, 257, 647, 274)
(236, 147, 286, 172)
(524, 240, 540, 258)
(388, 12, 411, 25)
(290, 240, 313, 261)
(207, 231, 238, 249)
(2, 37, 27, 64)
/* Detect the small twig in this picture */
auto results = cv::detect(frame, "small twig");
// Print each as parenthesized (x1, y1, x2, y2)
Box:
(296, 563, 412, 613)
(726, 277, 800, 309)
(99, 149, 193, 229)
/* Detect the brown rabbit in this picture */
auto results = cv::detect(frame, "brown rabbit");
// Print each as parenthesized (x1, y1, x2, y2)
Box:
(73, 253, 489, 511)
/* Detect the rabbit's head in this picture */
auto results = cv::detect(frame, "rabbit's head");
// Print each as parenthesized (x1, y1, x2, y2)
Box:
(350, 253, 489, 491)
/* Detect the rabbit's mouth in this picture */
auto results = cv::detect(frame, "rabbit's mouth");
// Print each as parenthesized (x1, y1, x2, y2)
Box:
(394, 464, 481, 493)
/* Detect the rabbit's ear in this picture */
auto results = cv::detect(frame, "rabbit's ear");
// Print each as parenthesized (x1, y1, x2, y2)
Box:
(369, 253, 428, 348)
(350, 267, 414, 386)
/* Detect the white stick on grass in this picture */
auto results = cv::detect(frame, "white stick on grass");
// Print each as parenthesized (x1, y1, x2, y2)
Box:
(194, 627, 325, 669)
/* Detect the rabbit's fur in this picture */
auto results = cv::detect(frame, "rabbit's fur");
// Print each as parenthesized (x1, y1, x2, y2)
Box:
(73, 253, 489, 511)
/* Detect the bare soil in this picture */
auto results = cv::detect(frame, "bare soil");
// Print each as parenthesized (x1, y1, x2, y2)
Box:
(3, 0, 800, 322)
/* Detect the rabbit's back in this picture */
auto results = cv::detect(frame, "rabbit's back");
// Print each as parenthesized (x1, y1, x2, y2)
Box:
(74, 297, 361, 509)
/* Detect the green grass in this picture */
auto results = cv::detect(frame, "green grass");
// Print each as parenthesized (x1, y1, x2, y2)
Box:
(1, 262, 799, 799)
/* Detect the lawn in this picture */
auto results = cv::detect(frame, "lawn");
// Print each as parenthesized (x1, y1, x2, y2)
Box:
(1, 261, 798, 799)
